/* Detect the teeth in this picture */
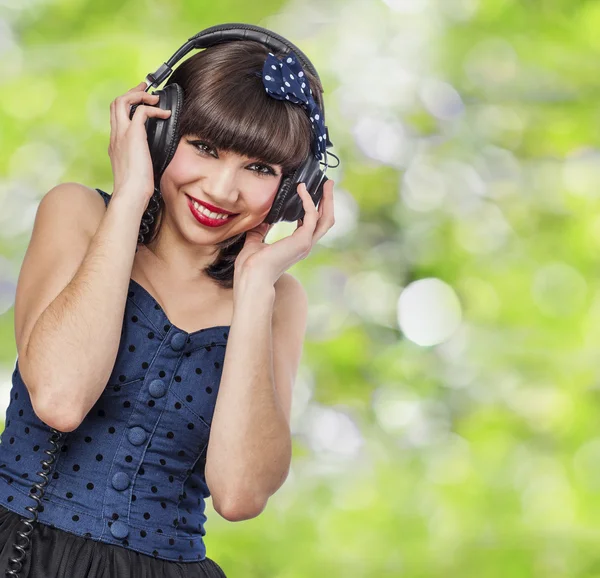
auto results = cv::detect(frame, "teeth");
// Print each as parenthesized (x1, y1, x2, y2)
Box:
(191, 199, 230, 220)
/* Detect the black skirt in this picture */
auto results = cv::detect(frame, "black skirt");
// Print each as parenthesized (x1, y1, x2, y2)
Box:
(0, 504, 227, 577)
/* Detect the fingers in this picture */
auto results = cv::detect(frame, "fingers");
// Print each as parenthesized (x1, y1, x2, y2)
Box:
(109, 84, 171, 155)
(110, 91, 171, 139)
(297, 183, 319, 224)
(296, 180, 335, 243)
(126, 81, 148, 94)
(115, 91, 160, 125)
(130, 102, 172, 127)
(320, 179, 335, 224)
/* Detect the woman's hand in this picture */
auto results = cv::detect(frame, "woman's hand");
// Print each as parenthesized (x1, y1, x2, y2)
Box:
(233, 179, 335, 291)
(108, 81, 171, 207)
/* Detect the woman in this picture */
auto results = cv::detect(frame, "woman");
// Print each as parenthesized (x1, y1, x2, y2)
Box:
(0, 31, 335, 577)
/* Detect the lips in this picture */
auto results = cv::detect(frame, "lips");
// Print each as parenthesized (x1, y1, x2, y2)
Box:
(187, 196, 238, 228)
(185, 195, 238, 216)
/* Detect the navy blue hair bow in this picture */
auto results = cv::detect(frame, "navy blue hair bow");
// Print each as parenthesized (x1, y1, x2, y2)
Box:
(261, 51, 327, 161)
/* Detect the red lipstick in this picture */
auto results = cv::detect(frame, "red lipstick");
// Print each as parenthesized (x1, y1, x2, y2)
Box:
(186, 195, 237, 215)
(186, 196, 237, 228)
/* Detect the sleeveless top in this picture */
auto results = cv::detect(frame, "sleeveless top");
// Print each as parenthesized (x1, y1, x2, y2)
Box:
(0, 187, 231, 562)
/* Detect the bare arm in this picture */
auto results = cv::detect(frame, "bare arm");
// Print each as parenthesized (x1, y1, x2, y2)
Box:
(205, 275, 294, 521)
(20, 191, 146, 432)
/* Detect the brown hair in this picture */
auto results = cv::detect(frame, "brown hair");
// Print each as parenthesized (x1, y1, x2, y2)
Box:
(137, 40, 324, 289)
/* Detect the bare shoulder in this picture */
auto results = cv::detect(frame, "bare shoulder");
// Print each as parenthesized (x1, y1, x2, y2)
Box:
(41, 182, 108, 236)
(274, 272, 305, 294)
(273, 273, 308, 315)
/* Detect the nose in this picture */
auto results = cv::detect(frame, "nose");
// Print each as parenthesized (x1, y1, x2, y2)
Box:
(200, 164, 239, 207)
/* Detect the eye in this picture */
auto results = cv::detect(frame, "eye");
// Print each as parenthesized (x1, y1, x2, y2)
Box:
(248, 163, 277, 177)
(187, 140, 216, 157)
(186, 139, 278, 177)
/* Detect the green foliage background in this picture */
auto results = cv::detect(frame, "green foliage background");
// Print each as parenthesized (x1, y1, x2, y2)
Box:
(1, 0, 599, 576)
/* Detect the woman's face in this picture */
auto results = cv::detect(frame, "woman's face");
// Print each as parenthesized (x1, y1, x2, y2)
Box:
(158, 133, 284, 243)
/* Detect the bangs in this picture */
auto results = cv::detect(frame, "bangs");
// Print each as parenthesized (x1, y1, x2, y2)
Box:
(165, 41, 321, 174)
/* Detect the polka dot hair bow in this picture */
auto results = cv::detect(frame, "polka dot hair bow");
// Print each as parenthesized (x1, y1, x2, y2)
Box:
(262, 51, 327, 161)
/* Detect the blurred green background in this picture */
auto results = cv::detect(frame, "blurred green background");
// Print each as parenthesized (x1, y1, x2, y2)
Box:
(2, 0, 600, 576)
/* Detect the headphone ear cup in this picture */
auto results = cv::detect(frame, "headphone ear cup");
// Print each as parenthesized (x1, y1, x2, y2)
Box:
(144, 83, 184, 185)
(264, 170, 298, 224)
(265, 155, 326, 224)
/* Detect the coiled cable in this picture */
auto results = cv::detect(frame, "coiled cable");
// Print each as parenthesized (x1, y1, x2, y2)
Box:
(137, 186, 161, 245)
(5, 428, 67, 577)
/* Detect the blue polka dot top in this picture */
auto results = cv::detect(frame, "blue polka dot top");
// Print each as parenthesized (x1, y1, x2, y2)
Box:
(0, 188, 230, 562)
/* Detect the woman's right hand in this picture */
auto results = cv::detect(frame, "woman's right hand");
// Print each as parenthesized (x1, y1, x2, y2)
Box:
(108, 81, 172, 207)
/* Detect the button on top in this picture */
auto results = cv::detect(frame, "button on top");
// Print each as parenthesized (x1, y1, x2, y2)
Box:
(149, 379, 166, 398)
(110, 520, 129, 539)
(112, 471, 130, 491)
(127, 426, 147, 446)
(170, 332, 187, 351)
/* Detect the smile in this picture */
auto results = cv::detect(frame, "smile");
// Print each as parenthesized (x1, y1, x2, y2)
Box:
(186, 195, 238, 228)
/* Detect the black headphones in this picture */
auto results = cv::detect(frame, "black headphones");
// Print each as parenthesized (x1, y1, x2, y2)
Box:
(129, 23, 339, 224)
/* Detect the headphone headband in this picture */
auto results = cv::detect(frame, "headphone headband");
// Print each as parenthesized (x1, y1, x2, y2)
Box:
(143, 23, 328, 129)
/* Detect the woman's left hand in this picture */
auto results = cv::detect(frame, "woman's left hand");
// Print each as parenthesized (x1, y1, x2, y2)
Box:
(233, 179, 335, 288)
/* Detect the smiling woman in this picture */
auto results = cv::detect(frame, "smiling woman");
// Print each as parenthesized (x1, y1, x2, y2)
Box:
(1, 23, 336, 578)
(136, 40, 325, 289)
